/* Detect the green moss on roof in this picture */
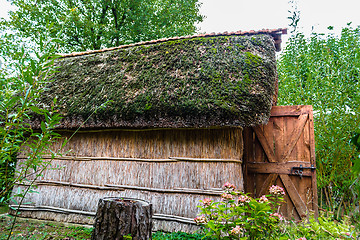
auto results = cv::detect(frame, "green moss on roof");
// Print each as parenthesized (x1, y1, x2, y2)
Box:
(35, 34, 277, 129)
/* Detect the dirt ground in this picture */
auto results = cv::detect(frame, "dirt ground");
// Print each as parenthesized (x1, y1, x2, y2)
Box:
(0, 213, 93, 240)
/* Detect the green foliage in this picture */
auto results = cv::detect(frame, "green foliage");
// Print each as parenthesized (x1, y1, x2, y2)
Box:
(277, 24, 360, 217)
(195, 183, 286, 240)
(282, 214, 357, 239)
(351, 132, 360, 152)
(0, 19, 74, 239)
(194, 184, 357, 239)
(152, 231, 214, 240)
(0, 37, 63, 206)
(2, 0, 204, 53)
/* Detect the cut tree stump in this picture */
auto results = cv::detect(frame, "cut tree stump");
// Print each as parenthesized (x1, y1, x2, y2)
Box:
(92, 197, 153, 240)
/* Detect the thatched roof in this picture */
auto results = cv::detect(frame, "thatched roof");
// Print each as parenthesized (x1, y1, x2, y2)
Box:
(34, 29, 285, 129)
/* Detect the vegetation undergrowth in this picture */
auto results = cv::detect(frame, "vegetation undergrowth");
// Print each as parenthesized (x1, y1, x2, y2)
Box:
(152, 231, 214, 240)
(0, 15, 108, 240)
(194, 183, 358, 239)
(195, 182, 285, 239)
(278, 20, 360, 224)
(0, 215, 93, 240)
(0, 213, 357, 239)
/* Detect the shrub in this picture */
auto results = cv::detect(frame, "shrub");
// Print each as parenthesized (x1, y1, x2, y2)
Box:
(282, 214, 357, 239)
(152, 231, 214, 240)
(195, 182, 285, 240)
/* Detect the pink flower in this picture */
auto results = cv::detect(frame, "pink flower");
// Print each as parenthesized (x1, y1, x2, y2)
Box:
(270, 212, 284, 221)
(237, 195, 251, 204)
(259, 195, 269, 203)
(269, 185, 286, 196)
(223, 182, 236, 191)
(194, 215, 208, 224)
(202, 198, 212, 206)
(221, 193, 233, 201)
(230, 225, 243, 235)
(295, 238, 307, 240)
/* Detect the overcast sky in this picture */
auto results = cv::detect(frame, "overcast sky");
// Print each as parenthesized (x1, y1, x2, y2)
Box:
(1, 0, 360, 43)
(197, 0, 360, 34)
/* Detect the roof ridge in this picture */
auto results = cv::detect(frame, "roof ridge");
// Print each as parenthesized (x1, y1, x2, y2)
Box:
(60, 28, 287, 58)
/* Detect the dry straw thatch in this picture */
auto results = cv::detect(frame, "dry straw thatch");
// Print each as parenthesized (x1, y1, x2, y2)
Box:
(30, 33, 278, 129)
(14, 127, 243, 232)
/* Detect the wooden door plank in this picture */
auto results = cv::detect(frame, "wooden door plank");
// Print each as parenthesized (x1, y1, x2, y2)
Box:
(270, 105, 312, 117)
(280, 174, 308, 218)
(243, 128, 255, 195)
(280, 114, 308, 162)
(253, 127, 276, 163)
(308, 106, 319, 218)
(247, 162, 313, 176)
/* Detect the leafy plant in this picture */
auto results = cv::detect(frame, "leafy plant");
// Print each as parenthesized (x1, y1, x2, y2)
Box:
(2, 0, 204, 53)
(277, 24, 360, 219)
(195, 183, 286, 240)
(153, 231, 215, 240)
(0, 32, 68, 240)
(282, 214, 357, 239)
(0, 34, 63, 204)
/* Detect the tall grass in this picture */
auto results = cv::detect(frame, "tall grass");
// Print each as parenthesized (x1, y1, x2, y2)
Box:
(278, 24, 360, 220)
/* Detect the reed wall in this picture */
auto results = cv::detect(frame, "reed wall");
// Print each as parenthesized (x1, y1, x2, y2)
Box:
(13, 127, 243, 232)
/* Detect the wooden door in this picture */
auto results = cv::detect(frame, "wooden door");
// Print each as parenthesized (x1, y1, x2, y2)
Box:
(243, 105, 318, 219)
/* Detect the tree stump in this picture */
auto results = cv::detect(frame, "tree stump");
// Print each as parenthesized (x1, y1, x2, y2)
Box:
(91, 197, 153, 240)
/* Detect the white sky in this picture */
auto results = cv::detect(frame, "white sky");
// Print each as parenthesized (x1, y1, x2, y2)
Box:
(197, 0, 360, 34)
(1, 0, 360, 46)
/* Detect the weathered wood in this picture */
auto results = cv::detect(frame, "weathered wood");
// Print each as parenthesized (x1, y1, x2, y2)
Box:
(247, 162, 313, 176)
(253, 127, 277, 163)
(92, 197, 153, 240)
(279, 114, 308, 162)
(308, 106, 319, 218)
(253, 115, 309, 213)
(269, 105, 312, 117)
(244, 105, 318, 220)
(279, 175, 307, 218)
(243, 128, 255, 196)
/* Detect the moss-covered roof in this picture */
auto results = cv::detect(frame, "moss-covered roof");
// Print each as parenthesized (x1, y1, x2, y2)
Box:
(34, 34, 278, 129)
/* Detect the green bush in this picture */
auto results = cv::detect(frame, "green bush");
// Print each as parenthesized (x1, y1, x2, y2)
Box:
(195, 182, 286, 240)
(281, 214, 357, 239)
(152, 231, 214, 240)
(277, 24, 360, 218)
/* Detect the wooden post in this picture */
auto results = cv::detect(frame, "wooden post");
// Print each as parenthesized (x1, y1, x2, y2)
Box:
(92, 197, 153, 240)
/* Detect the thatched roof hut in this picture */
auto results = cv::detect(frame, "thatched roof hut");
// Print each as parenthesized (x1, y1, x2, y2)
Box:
(12, 29, 297, 232)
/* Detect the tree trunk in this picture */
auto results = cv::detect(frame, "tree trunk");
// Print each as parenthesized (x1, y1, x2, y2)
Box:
(92, 197, 153, 240)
